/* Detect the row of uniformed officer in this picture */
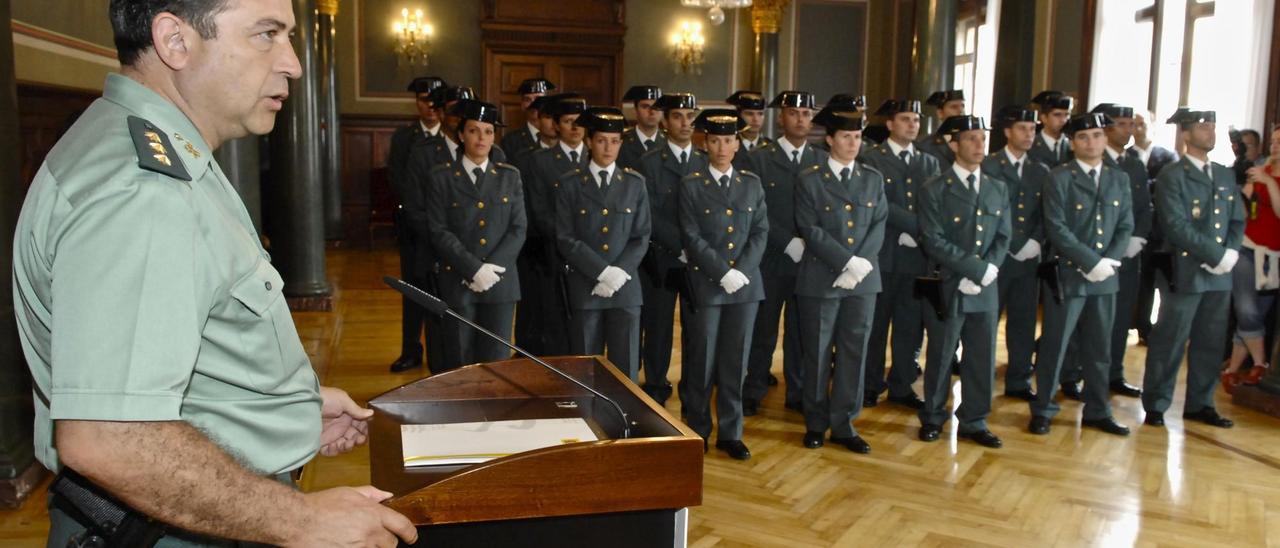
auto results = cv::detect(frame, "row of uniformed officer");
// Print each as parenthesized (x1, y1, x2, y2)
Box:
(619, 85, 667, 171)
(916, 89, 966, 167)
(508, 78, 560, 356)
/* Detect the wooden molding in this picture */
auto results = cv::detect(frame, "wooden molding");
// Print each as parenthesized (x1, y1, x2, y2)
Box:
(11, 20, 116, 60)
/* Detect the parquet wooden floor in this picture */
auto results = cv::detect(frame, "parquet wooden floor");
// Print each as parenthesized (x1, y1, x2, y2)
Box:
(2, 243, 1278, 547)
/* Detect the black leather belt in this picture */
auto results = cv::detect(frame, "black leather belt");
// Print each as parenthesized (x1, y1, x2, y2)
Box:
(51, 468, 165, 548)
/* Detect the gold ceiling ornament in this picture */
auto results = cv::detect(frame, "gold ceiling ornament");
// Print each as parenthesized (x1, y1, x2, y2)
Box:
(750, 0, 790, 34)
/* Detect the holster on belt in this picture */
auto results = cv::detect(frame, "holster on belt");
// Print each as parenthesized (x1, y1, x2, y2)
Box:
(50, 468, 165, 548)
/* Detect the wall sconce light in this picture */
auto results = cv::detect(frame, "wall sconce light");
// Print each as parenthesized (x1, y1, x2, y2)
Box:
(669, 21, 706, 75)
(393, 7, 433, 68)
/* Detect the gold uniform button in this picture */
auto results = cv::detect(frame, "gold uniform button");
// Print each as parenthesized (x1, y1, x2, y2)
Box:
(954, 216, 961, 223)
(602, 208, 609, 216)
(1018, 216, 1025, 222)
(503, 196, 510, 203)
(977, 225, 984, 232)
(844, 204, 853, 211)
(976, 210, 983, 216)
(846, 221, 854, 228)
(726, 209, 734, 216)
(907, 191, 913, 198)
(479, 220, 487, 227)
(729, 260, 736, 267)
(727, 226, 735, 233)
(1214, 223, 1221, 229)
(580, 209, 587, 215)
(1215, 208, 1221, 214)
(825, 205, 832, 211)
(1216, 237, 1224, 243)
(1097, 229, 1103, 235)
(1076, 204, 1083, 210)
(728, 242, 735, 250)
(1095, 242, 1104, 249)
(1113, 200, 1119, 206)
(479, 238, 488, 246)
(846, 237, 854, 244)
(976, 240, 983, 246)
(907, 178, 913, 183)
(626, 208, 633, 213)
(1018, 204, 1025, 209)
(1181, 251, 1189, 256)
(602, 244, 610, 251)
(1096, 215, 1102, 221)
(477, 201, 485, 209)
(602, 226, 609, 234)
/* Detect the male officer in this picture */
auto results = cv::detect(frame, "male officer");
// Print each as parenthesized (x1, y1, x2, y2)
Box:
(424, 100, 527, 368)
(1142, 109, 1245, 429)
(1027, 112, 1135, 437)
(1131, 110, 1180, 342)
(619, 85, 665, 170)
(982, 106, 1049, 402)
(13, 1, 417, 545)
(916, 115, 1011, 449)
(1028, 91, 1075, 166)
(857, 99, 938, 408)
(512, 93, 562, 353)
(727, 90, 772, 171)
(916, 89, 966, 166)
(794, 105, 886, 454)
(677, 109, 769, 460)
(388, 75, 446, 373)
(501, 77, 556, 160)
(745, 90, 828, 414)
(520, 93, 589, 355)
(638, 93, 707, 405)
(555, 107, 653, 380)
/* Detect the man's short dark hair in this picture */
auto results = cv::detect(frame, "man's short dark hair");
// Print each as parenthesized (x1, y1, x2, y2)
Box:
(1241, 129, 1262, 143)
(110, 0, 230, 66)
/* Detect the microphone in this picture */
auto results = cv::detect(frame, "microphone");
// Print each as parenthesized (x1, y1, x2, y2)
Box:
(382, 276, 632, 439)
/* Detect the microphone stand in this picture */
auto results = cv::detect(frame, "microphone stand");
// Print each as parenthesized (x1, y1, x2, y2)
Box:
(383, 276, 632, 439)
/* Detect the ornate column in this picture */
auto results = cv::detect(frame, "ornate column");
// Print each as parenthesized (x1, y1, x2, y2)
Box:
(269, 0, 332, 310)
(0, 0, 45, 508)
(750, 0, 789, 140)
(908, 0, 956, 134)
(317, 0, 343, 241)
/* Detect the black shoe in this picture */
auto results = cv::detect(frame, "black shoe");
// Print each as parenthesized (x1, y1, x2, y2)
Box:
(918, 424, 942, 442)
(803, 431, 824, 449)
(1060, 382, 1082, 401)
(830, 435, 871, 454)
(1183, 407, 1234, 428)
(784, 400, 804, 414)
(1109, 379, 1142, 397)
(742, 399, 760, 417)
(1028, 416, 1051, 435)
(863, 390, 879, 408)
(888, 392, 925, 410)
(767, 374, 779, 386)
(1144, 411, 1165, 427)
(715, 440, 752, 460)
(389, 355, 423, 373)
(958, 429, 1003, 448)
(1082, 417, 1131, 436)
(1005, 388, 1036, 402)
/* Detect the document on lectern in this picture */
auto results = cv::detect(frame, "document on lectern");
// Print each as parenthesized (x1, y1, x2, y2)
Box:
(401, 418, 599, 467)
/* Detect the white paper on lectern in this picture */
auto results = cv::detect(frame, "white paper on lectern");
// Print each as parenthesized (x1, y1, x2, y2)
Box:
(401, 418, 599, 467)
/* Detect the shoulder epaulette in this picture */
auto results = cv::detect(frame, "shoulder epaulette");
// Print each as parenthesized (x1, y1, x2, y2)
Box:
(862, 163, 883, 177)
(494, 161, 519, 172)
(127, 116, 190, 181)
(800, 164, 822, 175)
(738, 169, 760, 180)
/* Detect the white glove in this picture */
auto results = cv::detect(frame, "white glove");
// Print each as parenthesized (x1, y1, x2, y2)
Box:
(678, 250, 688, 264)
(898, 233, 919, 248)
(1083, 259, 1118, 282)
(958, 277, 983, 295)
(843, 255, 874, 283)
(833, 270, 859, 290)
(1012, 239, 1041, 261)
(719, 269, 750, 294)
(597, 266, 632, 292)
(1102, 258, 1122, 269)
(980, 263, 999, 287)
(471, 263, 507, 292)
(1201, 248, 1240, 275)
(1124, 237, 1146, 259)
(784, 237, 805, 263)
(591, 282, 616, 298)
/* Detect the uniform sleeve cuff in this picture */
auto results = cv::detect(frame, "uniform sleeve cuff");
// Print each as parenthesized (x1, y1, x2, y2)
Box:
(49, 390, 184, 422)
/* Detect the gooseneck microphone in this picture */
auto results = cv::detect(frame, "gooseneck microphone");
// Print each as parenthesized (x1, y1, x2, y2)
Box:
(382, 276, 632, 439)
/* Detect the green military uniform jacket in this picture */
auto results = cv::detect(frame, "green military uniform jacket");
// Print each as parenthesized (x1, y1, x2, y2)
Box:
(526, 144, 591, 243)
(793, 162, 889, 298)
(1105, 149, 1154, 239)
(501, 122, 539, 164)
(678, 169, 770, 305)
(555, 166, 653, 309)
(1154, 157, 1246, 293)
(1042, 161, 1135, 297)
(619, 127, 666, 172)
(12, 74, 321, 475)
(733, 135, 773, 173)
(748, 140, 830, 274)
(640, 144, 709, 274)
(918, 169, 1013, 314)
(981, 151, 1049, 278)
(424, 161, 528, 307)
(388, 122, 438, 201)
(915, 129, 955, 166)
(857, 142, 941, 274)
(1028, 132, 1073, 167)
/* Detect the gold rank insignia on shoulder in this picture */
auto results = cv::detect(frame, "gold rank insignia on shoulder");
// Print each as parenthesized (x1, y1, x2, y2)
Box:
(1191, 205, 1202, 219)
(127, 116, 191, 181)
(184, 141, 201, 159)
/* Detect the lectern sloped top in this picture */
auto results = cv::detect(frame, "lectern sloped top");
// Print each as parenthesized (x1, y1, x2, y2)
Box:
(368, 355, 704, 526)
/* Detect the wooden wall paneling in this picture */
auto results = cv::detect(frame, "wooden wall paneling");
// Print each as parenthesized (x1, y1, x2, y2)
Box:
(340, 115, 409, 246)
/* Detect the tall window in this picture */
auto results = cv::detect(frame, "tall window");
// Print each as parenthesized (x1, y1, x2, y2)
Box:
(1090, 0, 1275, 162)
(954, 1, 1000, 122)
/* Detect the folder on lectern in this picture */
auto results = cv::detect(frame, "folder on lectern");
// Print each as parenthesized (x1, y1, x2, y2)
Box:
(367, 355, 704, 548)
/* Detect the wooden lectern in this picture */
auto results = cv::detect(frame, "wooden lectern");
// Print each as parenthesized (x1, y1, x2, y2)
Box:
(368, 355, 704, 547)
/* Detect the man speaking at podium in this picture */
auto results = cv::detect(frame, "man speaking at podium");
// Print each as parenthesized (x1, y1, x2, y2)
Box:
(11, 1, 417, 546)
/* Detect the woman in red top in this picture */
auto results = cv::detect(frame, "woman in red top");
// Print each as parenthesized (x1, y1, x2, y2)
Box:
(1222, 125, 1280, 391)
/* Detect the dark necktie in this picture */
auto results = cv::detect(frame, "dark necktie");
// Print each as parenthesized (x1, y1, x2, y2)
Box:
(791, 150, 800, 165)
(966, 173, 976, 191)
(679, 150, 688, 165)
(1203, 164, 1212, 181)
(1013, 161, 1022, 178)
(598, 169, 609, 188)
(840, 167, 851, 183)
(718, 175, 729, 188)
(898, 150, 910, 164)
(1055, 140, 1064, 161)
(570, 150, 579, 164)
(472, 167, 484, 185)
(1088, 168, 1098, 186)
(644, 139, 654, 151)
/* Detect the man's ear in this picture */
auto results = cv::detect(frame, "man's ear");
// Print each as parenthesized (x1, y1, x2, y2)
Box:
(151, 12, 193, 70)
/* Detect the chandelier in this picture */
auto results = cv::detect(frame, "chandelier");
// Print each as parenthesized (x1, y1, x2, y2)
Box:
(669, 21, 706, 75)
(393, 8, 433, 68)
(680, 0, 753, 25)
